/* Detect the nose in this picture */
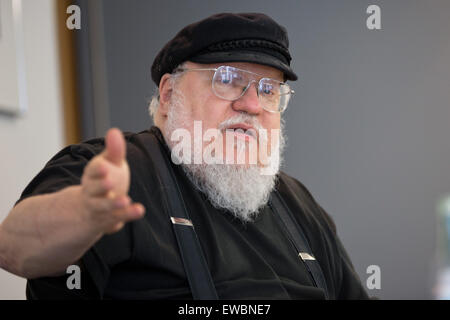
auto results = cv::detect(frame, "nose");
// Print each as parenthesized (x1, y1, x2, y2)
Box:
(231, 81, 263, 115)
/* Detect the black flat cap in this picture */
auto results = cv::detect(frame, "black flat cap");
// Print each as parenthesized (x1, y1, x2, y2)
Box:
(151, 12, 297, 86)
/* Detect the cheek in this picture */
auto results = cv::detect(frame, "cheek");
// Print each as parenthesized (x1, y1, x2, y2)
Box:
(262, 114, 281, 133)
(268, 114, 281, 129)
(192, 95, 230, 128)
(263, 115, 281, 148)
(182, 80, 210, 117)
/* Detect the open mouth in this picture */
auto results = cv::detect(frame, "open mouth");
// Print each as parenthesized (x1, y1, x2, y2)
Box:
(224, 123, 258, 140)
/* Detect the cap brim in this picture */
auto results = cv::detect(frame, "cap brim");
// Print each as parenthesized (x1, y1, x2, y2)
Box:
(189, 50, 298, 81)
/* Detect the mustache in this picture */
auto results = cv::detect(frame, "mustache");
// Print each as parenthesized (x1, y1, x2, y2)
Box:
(218, 113, 264, 132)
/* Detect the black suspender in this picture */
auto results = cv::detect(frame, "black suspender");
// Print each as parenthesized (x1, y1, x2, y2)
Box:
(143, 130, 328, 299)
(269, 191, 329, 299)
(147, 133, 218, 300)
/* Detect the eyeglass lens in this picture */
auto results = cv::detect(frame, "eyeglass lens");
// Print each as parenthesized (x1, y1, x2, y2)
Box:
(212, 66, 291, 112)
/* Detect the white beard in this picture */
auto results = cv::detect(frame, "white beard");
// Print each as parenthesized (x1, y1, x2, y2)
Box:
(162, 89, 286, 223)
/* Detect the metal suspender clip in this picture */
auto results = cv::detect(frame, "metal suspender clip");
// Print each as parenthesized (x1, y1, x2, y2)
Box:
(170, 217, 194, 227)
(299, 252, 316, 261)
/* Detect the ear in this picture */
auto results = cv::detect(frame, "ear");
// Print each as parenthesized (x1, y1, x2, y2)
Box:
(158, 73, 173, 117)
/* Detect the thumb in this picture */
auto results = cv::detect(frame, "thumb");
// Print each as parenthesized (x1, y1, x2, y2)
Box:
(103, 128, 126, 166)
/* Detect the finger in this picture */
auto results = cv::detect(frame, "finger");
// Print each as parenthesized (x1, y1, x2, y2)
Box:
(110, 202, 145, 221)
(84, 157, 108, 180)
(86, 194, 131, 213)
(109, 203, 145, 225)
(120, 203, 146, 221)
(105, 222, 125, 234)
(83, 177, 114, 197)
(103, 128, 126, 166)
(97, 203, 145, 234)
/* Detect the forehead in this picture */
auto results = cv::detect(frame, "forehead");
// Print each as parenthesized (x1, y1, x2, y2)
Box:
(184, 61, 285, 81)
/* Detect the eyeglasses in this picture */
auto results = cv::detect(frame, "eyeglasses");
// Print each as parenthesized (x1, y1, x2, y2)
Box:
(174, 65, 294, 113)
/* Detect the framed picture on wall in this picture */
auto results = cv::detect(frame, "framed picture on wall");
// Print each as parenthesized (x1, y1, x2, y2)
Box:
(0, 0, 27, 116)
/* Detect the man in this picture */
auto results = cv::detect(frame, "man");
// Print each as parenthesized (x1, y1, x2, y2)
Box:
(0, 12, 369, 299)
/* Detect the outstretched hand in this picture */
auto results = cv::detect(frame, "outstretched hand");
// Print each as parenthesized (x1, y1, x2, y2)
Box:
(80, 128, 145, 234)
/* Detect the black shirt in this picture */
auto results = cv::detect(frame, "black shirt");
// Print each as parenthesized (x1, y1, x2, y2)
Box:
(17, 126, 369, 300)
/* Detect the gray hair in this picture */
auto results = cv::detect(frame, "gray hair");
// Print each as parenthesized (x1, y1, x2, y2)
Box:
(148, 62, 188, 123)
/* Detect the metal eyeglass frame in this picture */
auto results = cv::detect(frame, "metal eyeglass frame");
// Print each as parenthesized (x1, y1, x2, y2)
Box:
(173, 65, 295, 113)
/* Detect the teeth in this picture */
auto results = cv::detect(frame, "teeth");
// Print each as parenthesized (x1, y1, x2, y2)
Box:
(224, 127, 256, 138)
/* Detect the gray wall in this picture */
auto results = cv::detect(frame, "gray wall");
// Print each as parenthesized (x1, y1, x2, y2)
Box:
(82, 0, 450, 299)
